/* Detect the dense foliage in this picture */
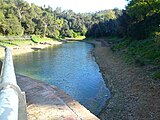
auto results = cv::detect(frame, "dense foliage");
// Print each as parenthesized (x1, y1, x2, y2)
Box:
(86, 0, 160, 79)
(0, 0, 160, 40)
(0, 0, 122, 39)
(87, 0, 160, 40)
(103, 0, 160, 79)
(0, 0, 160, 78)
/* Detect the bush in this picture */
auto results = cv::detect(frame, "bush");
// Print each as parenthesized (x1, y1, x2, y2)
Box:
(153, 71, 160, 80)
(31, 35, 40, 43)
(53, 30, 60, 39)
(154, 32, 160, 44)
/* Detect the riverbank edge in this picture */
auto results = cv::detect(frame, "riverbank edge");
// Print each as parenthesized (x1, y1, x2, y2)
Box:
(16, 74, 99, 120)
(0, 40, 100, 119)
(86, 40, 160, 120)
(0, 40, 63, 58)
(85, 40, 112, 113)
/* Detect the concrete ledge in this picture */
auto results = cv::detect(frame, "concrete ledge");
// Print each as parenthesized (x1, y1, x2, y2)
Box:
(16, 74, 99, 120)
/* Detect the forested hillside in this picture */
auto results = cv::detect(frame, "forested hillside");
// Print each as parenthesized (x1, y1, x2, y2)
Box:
(86, 0, 160, 79)
(87, 0, 160, 39)
(0, 0, 160, 78)
(0, 0, 121, 38)
(1, 0, 159, 40)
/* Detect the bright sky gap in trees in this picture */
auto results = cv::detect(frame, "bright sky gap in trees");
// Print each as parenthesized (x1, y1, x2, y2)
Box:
(26, 0, 128, 13)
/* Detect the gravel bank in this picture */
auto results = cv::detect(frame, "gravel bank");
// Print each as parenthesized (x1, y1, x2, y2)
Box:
(91, 40, 160, 120)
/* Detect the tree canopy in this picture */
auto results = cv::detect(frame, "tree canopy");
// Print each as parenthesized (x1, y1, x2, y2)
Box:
(87, 0, 160, 40)
(0, 0, 159, 40)
(0, 0, 121, 38)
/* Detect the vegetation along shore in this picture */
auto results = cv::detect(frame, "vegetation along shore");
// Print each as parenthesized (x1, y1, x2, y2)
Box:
(0, 0, 160, 119)
(0, 36, 62, 58)
(87, 38, 160, 120)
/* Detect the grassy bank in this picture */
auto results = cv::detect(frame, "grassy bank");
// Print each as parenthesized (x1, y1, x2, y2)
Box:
(0, 39, 33, 47)
(85, 37, 160, 79)
(0, 35, 60, 47)
(0, 36, 62, 58)
(86, 38, 160, 119)
(31, 35, 58, 43)
(105, 37, 160, 79)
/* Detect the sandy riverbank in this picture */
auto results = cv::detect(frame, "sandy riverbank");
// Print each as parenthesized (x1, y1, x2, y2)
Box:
(90, 40, 160, 120)
(0, 40, 62, 58)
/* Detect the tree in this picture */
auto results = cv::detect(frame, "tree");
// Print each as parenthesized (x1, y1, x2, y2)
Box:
(53, 29, 60, 38)
(126, 0, 160, 39)
(126, 0, 160, 22)
(0, 10, 6, 35)
(5, 15, 24, 35)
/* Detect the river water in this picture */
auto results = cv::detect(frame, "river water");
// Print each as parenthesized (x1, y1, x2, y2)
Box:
(13, 41, 110, 115)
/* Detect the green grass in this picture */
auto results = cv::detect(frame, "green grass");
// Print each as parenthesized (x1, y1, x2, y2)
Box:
(75, 36, 86, 40)
(153, 71, 160, 79)
(110, 37, 160, 79)
(104, 36, 124, 43)
(127, 39, 160, 65)
(112, 38, 160, 65)
(111, 39, 131, 51)
(0, 35, 59, 47)
(0, 35, 58, 47)
(64, 36, 86, 41)
(0, 40, 33, 47)
(31, 35, 56, 43)
(10, 40, 33, 46)
(0, 41, 14, 47)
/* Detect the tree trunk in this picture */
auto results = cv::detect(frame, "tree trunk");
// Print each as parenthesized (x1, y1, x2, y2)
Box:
(43, 23, 47, 38)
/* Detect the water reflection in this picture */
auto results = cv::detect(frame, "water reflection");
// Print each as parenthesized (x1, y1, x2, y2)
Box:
(13, 42, 110, 115)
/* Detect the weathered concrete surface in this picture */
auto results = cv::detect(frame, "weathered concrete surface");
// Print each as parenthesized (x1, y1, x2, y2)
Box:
(16, 74, 99, 120)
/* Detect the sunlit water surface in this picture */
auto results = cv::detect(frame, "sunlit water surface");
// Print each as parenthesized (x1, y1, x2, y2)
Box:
(13, 42, 110, 115)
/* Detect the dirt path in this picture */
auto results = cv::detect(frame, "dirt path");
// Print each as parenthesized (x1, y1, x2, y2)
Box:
(91, 41, 160, 120)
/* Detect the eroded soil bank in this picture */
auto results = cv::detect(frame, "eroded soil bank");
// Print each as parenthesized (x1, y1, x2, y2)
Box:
(91, 40, 160, 120)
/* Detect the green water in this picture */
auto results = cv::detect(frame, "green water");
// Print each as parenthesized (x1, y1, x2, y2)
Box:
(13, 42, 110, 115)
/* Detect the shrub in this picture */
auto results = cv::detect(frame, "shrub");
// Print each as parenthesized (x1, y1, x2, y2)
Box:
(153, 71, 160, 80)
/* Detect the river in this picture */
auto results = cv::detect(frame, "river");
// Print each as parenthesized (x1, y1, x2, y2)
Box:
(13, 41, 110, 115)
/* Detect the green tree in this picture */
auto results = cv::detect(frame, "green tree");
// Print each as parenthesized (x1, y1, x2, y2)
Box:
(53, 29, 60, 38)
(126, 0, 160, 39)
(5, 15, 24, 35)
(0, 10, 6, 35)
